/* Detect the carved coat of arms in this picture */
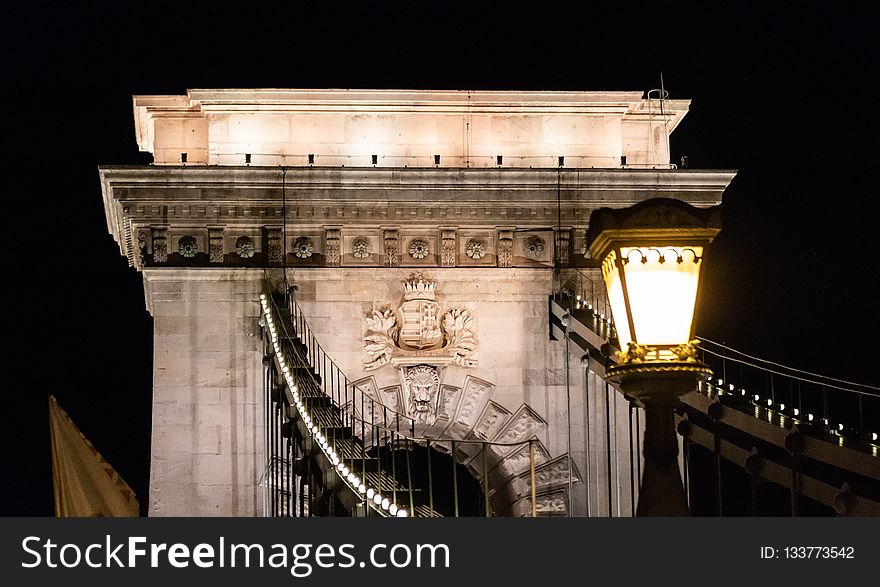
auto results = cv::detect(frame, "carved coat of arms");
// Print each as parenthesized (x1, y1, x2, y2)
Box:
(363, 273, 477, 371)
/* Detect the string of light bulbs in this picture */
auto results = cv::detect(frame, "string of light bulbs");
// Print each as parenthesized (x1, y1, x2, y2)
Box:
(259, 293, 408, 518)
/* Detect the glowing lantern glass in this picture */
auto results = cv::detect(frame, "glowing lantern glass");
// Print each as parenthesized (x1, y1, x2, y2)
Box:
(586, 199, 721, 363)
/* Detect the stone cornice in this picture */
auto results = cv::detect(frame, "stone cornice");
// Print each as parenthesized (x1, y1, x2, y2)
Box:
(174, 89, 656, 113)
(101, 166, 734, 199)
(101, 166, 735, 270)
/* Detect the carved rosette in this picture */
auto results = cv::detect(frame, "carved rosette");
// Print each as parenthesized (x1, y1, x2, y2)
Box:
(465, 239, 486, 260)
(352, 238, 371, 259)
(266, 227, 282, 265)
(384, 229, 400, 267)
(208, 227, 224, 263)
(524, 236, 545, 260)
(235, 236, 255, 258)
(293, 237, 313, 259)
(497, 229, 513, 268)
(324, 228, 341, 266)
(151, 226, 168, 263)
(178, 236, 198, 258)
(554, 227, 570, 266)
(440, 230, 456, 267)
(408, 239, 429, 260)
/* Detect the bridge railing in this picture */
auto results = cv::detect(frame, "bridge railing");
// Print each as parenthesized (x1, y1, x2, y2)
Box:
(696, 338, 880, 450)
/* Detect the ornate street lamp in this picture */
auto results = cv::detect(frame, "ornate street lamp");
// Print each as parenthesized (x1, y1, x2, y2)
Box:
(586, 198, 721, 515)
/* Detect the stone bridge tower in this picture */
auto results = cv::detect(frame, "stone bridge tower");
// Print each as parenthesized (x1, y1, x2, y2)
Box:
(100, 89, 734, 516)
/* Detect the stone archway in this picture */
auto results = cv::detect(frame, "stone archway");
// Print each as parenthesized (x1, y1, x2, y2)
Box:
(351, 370, 579, 516)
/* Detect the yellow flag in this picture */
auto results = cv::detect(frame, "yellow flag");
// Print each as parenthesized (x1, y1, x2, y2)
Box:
(49, 396, 139, 517)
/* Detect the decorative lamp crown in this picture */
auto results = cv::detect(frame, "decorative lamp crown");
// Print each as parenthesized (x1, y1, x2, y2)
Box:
(585, 198, 721, 365)
(403, 272, 436, 301)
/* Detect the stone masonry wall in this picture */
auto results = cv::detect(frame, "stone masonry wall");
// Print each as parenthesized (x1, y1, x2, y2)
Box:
(144, 269, 264, 516)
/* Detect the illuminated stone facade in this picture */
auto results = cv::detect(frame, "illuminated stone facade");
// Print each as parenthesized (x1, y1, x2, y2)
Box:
(101, 89, 733, 516)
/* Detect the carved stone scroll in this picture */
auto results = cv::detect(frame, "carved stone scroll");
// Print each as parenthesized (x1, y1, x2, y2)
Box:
(324, 227, 341, 266)
(208, 226, 224, 263)
(554, 227, 570, 266)
(383, 228, 400, 267)
(440, 229, 456, 267)
(497, 229, 513, 268)
(266, 226, 282, 265)
(151, 225, 168, 264)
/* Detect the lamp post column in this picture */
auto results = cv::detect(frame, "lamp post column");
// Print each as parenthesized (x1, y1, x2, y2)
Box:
(637, 402, 688, 516)
(609, 365, 710, 516)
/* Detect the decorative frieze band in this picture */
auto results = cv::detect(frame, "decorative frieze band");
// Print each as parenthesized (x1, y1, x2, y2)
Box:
(130, 223, 588, 269)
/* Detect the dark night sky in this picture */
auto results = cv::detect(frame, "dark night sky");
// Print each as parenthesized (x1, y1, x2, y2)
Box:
(3, 2, 877, 515)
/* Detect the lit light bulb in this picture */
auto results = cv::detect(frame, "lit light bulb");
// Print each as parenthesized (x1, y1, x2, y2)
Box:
(381, 498, 390, 510)
(779, 404, 785, 411)
(872, 432, 877, 442)
(260, 294, 266, 300)
(389, 504, 398, 516)
(766, 398, 772, 406)
(717, 378, 723, 386)
(366, 488, 375, 499)
(396, 509, 408, 518)
(358, 484, 366, 494)
(793, 408, 799, 416)
(754, 395, 760, 402)
(823, 418, 829, 426)
(373, 494, 382, 505)
(336, 462, 345, 472)
(341, 466, 350, 477)
(808, 414, 814, 422)
(838, 423, 844, 431)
